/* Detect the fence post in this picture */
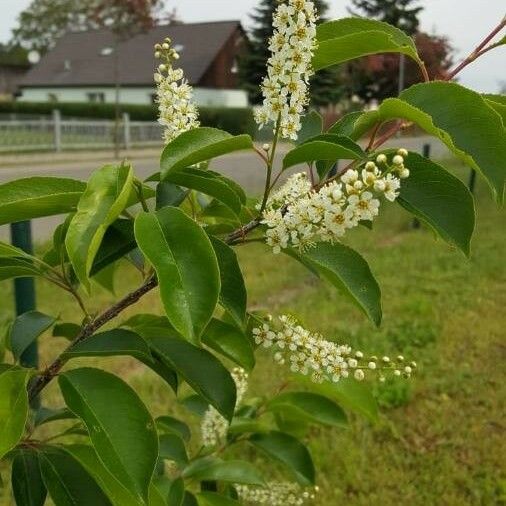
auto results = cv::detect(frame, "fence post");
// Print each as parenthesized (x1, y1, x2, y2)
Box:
(10, 221, 40, 409)
(123, 112, 131, 150)
(53, 109, 62, 152)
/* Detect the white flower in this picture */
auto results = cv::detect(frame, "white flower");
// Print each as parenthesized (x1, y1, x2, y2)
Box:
(236, 481, 317, 505)
(383, 174, 401, 202)
(154, 38, 199, 144)
(254, 0, 318, 140)
(348, 191, 380, 221)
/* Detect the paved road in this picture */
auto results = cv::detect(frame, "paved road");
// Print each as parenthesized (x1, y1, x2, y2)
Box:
(0, 136, 448, 241)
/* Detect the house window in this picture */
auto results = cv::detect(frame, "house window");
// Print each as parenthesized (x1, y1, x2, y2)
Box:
(87, 92, 106, 103)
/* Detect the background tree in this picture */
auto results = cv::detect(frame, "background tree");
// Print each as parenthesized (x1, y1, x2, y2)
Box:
(239, 0, 343, 107)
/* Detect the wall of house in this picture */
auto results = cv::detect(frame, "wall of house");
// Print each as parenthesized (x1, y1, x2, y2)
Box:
(18, 86, 248, 108)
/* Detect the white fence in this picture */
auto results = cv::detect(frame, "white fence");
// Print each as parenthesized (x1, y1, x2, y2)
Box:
(0, 110, 163, 153)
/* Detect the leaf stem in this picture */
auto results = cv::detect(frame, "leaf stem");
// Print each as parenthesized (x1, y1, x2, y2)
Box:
(259, 115, 282, 213)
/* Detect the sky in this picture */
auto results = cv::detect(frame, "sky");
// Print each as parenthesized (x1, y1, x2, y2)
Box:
(0, 0, 504, 92)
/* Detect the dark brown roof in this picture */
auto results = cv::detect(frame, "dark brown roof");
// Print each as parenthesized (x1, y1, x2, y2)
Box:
(21, 20, 242, 87)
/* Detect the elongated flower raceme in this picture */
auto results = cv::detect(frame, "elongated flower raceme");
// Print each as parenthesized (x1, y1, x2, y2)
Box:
(154, 37, 200, 144)
(253, 315, 416, 384)
(262, 150, 410, 253)
(200, 368, 248, 447)
(254, 0, 318, 140)
(236, 482, 318, 505)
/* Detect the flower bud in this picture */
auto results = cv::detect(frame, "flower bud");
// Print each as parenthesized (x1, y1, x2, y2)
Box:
(397, 148, 408, 157)
(376, 154, 387, 164)
(392, 155, 404, 165)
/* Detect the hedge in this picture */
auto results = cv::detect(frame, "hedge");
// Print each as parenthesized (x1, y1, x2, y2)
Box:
(0, 101, 257, 137)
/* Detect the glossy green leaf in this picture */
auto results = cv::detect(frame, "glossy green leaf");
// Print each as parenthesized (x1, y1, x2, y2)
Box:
(34, 407, 75, 427)
(9, 311, 55, 362)
(304, 377, 379, 422)
(483, 94, 506, 125)
(63, 329, 178, 393)
(179, 394, 210, 417)
(62, 444, 139, 506)
(165, 478, 185, 506)
(65, 164, 133, 289)
(0, 258, 42, 282)
(208, 236, 247, 328)
(134, 208, 220, 343)
(90, 219, 136, 276)
(0, 366, 30, 459)
(250, 431, 315, 485)
(328, 111, 365, 137)
(0, 241, 30, 258)
(314, 17, 422, 70)
(397, 152, 475, 255)
(267, 392, 347, 428)
(58, 367, 158, 504)
(293, 242, 382, 326)
(283, 136, 364, 171)
(160, 127, 253, 177)
(197, 492, 241, 506)
(156, 182, 189, 210)
(202, 318, 255, 371)
(183, 458, 264, 486)
(122, 314, 179, 339)
(159, 434, 188, 467)
(166, 168, 243, 215)
(296, 110, 323, 145)
(12, 449, 47, 506)
(39, 447, 112, 506)
(0, 177, 85, 226)
(147, 336, 236, 421)
(52, 323, 81, 341)
(156, 416, 191, 442)
(354, 82, 506, 201)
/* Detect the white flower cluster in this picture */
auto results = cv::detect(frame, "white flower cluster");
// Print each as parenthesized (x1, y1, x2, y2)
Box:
(253, 315, 416, 384)
(263, 150, 410, 253)
(154, 37, 200, 144)
(236, 482, 318, 505)
(254, 0, 318, 140)
(201, 368, 248, 447)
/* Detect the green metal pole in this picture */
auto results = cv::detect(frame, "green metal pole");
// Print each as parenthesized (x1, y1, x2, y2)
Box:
(10, 220, 40, 409)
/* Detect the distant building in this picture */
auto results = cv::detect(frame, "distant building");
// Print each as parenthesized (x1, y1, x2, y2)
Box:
(0, 62, 29, 100)
(19, 21, 248, 107)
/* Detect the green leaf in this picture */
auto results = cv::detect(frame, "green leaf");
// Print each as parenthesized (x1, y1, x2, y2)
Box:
(34, 407, 75, 427)
(134, 208, 220, 343)
(58, 367, 158, 504)
(62, 444, 139, 506)
(249, 431, 315, 485)
(183, 458, 264, 486)
(266, 392, 347, 428)
(314, 17, 422, 70)
(0, 241, 30, 258)
(90, 219, 136, 276)
(397, 152, 475, 255)
(160, 127, 253, 177)
(197, 492, 242, 506)
(122, 314, 179, 339)
(354, 82, 506, 201)
(0, 366, 31, 459)
(296, 111, 323, 145)
(65, 164, 134, 290)
(0, 177, 85, 226)
(63, 329, 178, 393)
(166, 168, 243, 215)
(292, 242, 382, 326)
(283, 136, 364, 171)
(159, 434, 188, 467)
(208, 236, 247, 328)
(0, 258, 42, 282)
(156, 416, 191, 442)
(328, 111, 365, 137)
(12, 449, 47, 506)
(179, 394, 209, 417)
(52, 322, 81, 341)
(40, 447, 112, 505)
(147, 336, 236, 421)
(165, 478, 185, 506)
(202, 318, 255, 371)
(304, 377, 379, 422)
(156, 182, 189, 210)
(9, 311, 55, 363)
(484, 94, 506, 126)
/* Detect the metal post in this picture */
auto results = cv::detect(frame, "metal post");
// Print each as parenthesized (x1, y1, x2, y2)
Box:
(123, 112, 131, 150)
(53, 109, 61, 152)
(10, 221, 40, 409)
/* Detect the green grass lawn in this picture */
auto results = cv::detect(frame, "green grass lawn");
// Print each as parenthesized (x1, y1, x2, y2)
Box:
(1, 160, 505, 505)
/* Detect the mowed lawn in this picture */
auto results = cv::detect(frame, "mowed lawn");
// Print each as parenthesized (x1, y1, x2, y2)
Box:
(0, 159, 505, 505)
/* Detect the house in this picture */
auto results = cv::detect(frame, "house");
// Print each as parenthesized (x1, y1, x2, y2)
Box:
(0, 45, 30, 100)
(18, 21, 248, 107)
